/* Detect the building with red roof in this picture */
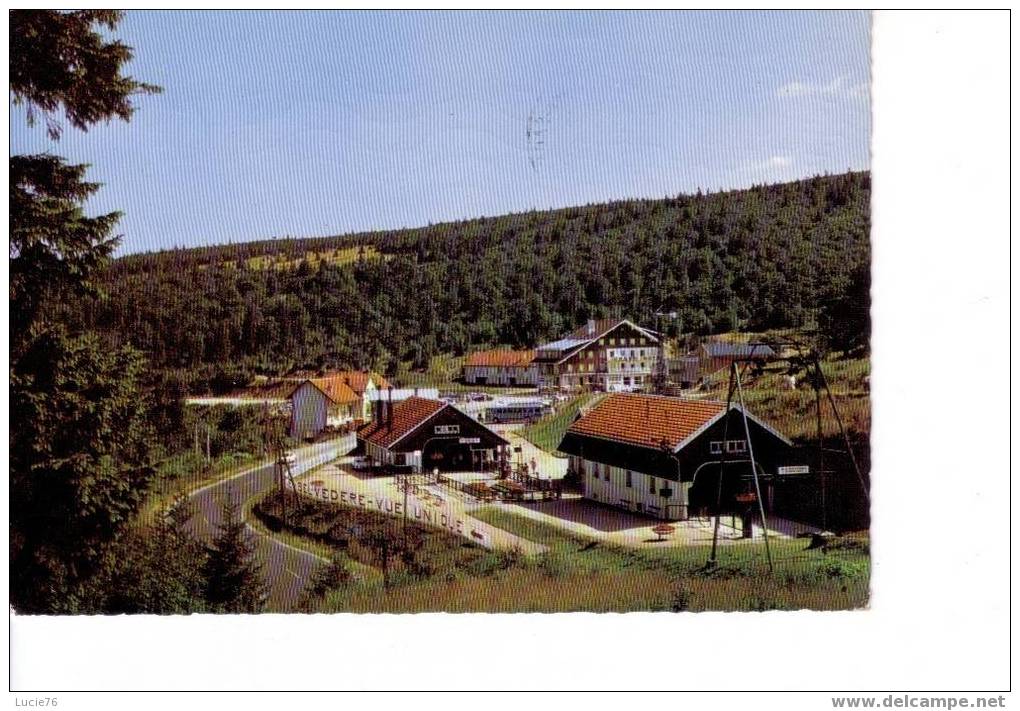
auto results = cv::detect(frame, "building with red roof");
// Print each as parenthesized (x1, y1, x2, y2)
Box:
(461, 349, 538, 386)
(289, 370, 390, 439)
(558, 393, 798, 521)
(533, 318, 662, 392)
(358, 396, 509, 472)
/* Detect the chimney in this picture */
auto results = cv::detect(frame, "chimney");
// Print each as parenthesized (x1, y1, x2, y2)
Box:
(386, 386, 393, 429)
(587, 319, 596, 336)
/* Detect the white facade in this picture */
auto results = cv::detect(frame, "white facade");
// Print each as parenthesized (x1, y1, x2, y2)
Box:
(571, 455, 692, 520)
(367, 387, 440, 403)
(289, 382, 357, 440)
(536, 321, 662, 392)
(364, 440, 424, 471)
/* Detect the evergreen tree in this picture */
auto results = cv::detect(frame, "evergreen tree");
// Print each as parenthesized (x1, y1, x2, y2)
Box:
(819, 261, 871, 355)
(99, 497, 210, 614)
(10, 331, 157, 612)
(202, 499, 268, 613)
(9, 9, 161, 613)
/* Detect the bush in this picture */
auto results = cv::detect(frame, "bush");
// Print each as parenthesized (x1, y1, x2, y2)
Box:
(670, 582, 692, 612)
(562, 469, 582, 490)
(537, 552, 569, 578)
(818, 559, 868, 580)
(306, 555, 355, 599)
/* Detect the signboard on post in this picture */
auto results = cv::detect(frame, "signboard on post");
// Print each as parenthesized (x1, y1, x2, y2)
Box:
(778, 465, 810, 475)
(459, 437, 480, 444)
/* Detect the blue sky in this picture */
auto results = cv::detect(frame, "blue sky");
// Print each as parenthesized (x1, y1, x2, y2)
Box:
(10, 10, 871, 255)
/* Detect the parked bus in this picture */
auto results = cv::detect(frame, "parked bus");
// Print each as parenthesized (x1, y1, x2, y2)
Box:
(485, 399, 552, 424)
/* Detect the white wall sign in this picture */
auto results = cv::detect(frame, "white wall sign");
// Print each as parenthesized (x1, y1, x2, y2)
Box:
(778, 465, 810, 475)
(459, 437, 480, 444)
(434, 425, 460, 435)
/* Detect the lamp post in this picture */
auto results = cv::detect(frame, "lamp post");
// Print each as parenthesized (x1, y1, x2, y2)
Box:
(403, 450, 421, 548)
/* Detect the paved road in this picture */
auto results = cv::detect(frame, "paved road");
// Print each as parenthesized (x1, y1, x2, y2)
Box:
(186, 435, 354, 612)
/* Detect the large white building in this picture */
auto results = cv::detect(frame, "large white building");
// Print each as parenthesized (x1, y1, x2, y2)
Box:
(533, 318, 662, 391)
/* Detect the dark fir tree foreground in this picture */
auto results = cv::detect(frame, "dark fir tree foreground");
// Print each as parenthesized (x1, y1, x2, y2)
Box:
(202, 499, 268, 613)
(10, 10, 161, 139)
(99, 497, 210, 614)
(9, 9, 161, 613)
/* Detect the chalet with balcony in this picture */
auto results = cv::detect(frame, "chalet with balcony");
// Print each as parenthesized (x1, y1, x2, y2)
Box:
(533, 318, 662, 391)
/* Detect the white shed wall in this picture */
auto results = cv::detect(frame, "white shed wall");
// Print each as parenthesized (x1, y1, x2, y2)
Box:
(290, 383, 328, 439)
(579, 457, 691, 520)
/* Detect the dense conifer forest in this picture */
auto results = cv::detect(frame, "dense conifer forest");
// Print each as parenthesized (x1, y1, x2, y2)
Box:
(56, 171, 870, 391)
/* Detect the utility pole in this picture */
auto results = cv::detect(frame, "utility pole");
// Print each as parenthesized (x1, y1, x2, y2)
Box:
(708, 363, 736, 566)
(815, 372, 826, 531)
(709, 342, 774, 573)
(734, 364, 773, 572)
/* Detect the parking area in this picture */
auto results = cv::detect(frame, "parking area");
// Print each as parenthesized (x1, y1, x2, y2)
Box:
(492, 424, 568, 481)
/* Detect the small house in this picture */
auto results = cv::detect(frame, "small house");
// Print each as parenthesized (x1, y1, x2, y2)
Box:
(289, 370, 390, 439)
(699, 342, 776, 379)
(358, 396, 509, 473)
(461, 349, 538, 386)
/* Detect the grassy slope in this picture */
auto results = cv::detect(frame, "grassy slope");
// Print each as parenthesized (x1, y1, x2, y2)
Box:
(295, 502, 868, 613)
(698, 349, 870, 441)
(519, 394, 602, 455)
(217, 245, 385, 271)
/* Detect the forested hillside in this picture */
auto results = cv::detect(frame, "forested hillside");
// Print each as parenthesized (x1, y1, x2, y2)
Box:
(58, 171, 869, 391)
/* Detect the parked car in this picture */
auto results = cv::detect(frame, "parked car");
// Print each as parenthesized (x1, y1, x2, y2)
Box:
(349, 455, 372, 470)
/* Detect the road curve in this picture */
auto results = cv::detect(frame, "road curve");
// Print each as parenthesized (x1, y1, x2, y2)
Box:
(185, 436, 354, 612)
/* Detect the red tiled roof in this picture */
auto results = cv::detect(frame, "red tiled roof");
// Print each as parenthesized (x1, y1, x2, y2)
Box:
(333, 370, 390, 394)
(463, 349, 536, 367)
(358, 396, 446, 449)
(300, 370, 389, 403)
(303, 377, 359, 404)
(567, 394, 726, 450)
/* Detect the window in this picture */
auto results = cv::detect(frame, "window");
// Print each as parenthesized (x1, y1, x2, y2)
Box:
(726, 440, 747, 454)
(649, 476, 656, 494)
(712, 439, 747, 454)
(626, 471, 633, 488)
(604, 467, 610, 481)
